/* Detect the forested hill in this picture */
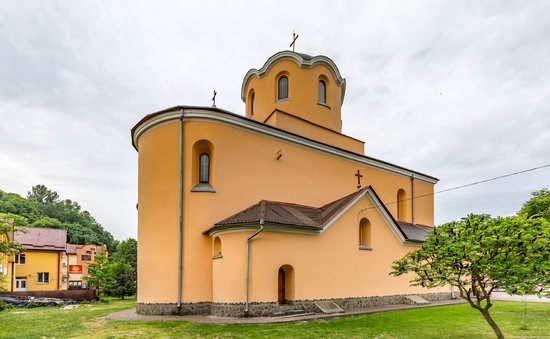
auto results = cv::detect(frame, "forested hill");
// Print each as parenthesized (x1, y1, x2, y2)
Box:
(0, 185, 115, 251)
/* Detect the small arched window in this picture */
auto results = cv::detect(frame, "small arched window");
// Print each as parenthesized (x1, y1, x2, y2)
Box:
(250, 92, 255, 116)
(318, 80, 326, 104)
(278, 76, 289, 100)
(359, 218, 372, 249)
(199, 153, 210, 184)
(397, 189, 406, 220)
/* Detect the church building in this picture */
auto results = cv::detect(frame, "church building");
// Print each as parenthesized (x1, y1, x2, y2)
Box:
(132, 50, 451, 317)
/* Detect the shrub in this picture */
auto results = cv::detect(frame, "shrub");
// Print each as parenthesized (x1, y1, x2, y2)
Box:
(0, 300, 11, 311)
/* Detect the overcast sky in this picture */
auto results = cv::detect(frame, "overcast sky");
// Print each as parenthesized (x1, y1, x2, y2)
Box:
(1, 1, 549, 240)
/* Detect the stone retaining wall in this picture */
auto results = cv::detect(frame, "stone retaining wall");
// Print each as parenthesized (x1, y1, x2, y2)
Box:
(137, 292, 453, 317)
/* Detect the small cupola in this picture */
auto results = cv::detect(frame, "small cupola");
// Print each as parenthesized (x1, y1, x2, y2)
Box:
(241, 51, 346, 133)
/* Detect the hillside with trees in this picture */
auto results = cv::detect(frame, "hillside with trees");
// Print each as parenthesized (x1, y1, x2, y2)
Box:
(0, 184, 115, 251)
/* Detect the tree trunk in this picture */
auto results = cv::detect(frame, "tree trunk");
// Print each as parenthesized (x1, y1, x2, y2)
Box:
(481, 309, 505, 339)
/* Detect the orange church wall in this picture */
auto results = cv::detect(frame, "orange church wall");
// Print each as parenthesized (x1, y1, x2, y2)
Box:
(135, 114, 436, 304)
(212, 196, 443, 303)
(264, 109, 364, 154)
(413, 180, 435, 226)
(137, 123, 181, 303)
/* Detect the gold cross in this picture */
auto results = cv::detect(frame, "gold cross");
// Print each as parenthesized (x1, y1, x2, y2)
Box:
(289, 31, 299, 52)
(355, 170, 363, 191)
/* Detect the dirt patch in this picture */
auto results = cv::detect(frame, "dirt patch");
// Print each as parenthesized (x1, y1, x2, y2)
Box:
(83, 316, 108, 330)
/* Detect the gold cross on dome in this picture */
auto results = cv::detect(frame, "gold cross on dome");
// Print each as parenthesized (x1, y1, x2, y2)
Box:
(289, 31, 299, 52)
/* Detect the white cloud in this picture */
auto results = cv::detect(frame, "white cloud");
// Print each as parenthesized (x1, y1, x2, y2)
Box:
(1, 0, 549, 238)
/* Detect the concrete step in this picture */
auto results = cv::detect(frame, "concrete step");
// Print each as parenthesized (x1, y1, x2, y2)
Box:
(271, 306, 307, 317)
(272, 312, 317, 319)
(313, 300, 345, 314)
(404, 295, 430, 305)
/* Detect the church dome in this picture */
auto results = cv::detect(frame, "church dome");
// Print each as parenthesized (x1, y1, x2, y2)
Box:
(241, 51, 346, 132)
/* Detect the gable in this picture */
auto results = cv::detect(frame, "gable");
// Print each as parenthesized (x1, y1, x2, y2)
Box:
(205, 186, 433, 245)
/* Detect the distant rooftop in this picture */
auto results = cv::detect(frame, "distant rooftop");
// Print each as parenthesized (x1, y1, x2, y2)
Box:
(12, 227, 67, 251)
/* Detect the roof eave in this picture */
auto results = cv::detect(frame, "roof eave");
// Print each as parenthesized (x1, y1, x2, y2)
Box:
(130, 106, 439, 183)
(205, 222, 321, 237)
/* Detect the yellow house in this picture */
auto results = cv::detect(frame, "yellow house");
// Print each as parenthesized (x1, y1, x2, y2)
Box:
(6, 227, 66, 292)
(132, 50, 449, 316)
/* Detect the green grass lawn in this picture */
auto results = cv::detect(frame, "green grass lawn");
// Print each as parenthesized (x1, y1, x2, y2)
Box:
(0, 298, 549, 338)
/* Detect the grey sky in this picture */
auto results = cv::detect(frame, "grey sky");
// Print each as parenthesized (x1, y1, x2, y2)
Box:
(1, 1, 549, 240)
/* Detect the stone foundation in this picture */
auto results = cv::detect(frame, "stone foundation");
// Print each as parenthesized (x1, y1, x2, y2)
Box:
(137, 292, 453, 317)
(136, 302, 211, 316)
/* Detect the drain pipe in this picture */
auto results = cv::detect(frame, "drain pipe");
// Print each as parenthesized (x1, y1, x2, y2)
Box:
(177, 109, 184, 309)
(244, 219, 265, 316)
(411, 174, 416, 225)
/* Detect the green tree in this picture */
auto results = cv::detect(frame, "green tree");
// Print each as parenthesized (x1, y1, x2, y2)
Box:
(0, 190, 40, 222)
(112, 238, 137, 269)
(0, 214, 23, 256)
(0, 214, 24, 292)
(391, 214, 550, 339)
(106, 262, 136, 299)
(519, 188, 550, 221)
(27, 184, 59, 204)
(84, 252, 110, 296)
(0, 186, 116, 251)
(31, 216, 63, 229)
(109, 238, 137, 297)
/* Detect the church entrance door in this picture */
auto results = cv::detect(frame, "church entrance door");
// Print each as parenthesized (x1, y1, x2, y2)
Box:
(278, 267, 286, 304)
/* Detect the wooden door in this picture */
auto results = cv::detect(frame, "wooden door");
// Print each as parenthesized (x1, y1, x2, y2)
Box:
(278, 268, 286, 304)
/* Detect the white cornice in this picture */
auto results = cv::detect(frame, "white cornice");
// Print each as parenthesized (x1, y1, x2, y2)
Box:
(132, 108, 438, 184)
(240, 51, 347, 104)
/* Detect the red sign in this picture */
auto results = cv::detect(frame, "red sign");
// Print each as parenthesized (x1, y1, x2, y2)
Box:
(69, 265, 82, 274)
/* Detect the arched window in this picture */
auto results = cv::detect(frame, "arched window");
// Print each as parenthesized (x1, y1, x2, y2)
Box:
(250, 92, 255, 116)
(213, 237, 222, 257)
(191, 139, 215, 192)
(359, 218, 371, 249)
(278, 76, 289, 100)
(397, 189, 406, 220)
(318, 80, 326, 104)
(199, 153, 210, 183)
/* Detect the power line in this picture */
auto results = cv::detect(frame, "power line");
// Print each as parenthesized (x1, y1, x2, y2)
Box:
(434, 163, 550, 195)
(365, 163, 550, 211)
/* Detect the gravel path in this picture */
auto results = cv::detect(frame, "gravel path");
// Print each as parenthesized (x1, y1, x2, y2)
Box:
(491, 292, 550, 303)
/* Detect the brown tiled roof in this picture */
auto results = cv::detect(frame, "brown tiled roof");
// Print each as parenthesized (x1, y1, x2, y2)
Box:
(206, 186, 433, 242)
(213, 188, 366, 230)
(13, 227, 67, 251)
(66, 243, 78, 254)
(396, 221, 433, 242)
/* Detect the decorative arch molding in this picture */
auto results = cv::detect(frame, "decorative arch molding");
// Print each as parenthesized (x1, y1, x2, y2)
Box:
(247, 88, 255, 117)
(397, 189, 407, 221)
(191, 139, 215, 192)
(212, 236, 222, 258)
(241, 51, 346, 103)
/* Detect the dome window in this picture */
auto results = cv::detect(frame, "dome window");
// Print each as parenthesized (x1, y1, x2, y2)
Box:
(318, 80, 327, 104)
(277, 76, 289, 100)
